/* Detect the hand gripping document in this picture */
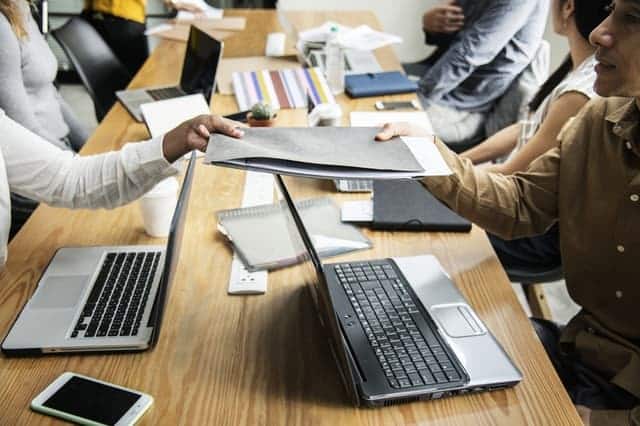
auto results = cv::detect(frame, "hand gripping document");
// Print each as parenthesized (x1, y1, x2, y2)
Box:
(204, 127, 451, 180)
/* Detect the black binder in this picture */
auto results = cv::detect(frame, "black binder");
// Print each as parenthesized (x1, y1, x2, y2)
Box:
(372, 180, 471, 232)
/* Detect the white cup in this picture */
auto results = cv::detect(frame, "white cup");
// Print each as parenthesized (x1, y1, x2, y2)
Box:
(308, 103, 343, 127)
(139, 177, 179, 237)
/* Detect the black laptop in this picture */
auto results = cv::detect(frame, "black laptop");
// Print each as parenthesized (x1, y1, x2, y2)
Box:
(116, 25, 223, 122)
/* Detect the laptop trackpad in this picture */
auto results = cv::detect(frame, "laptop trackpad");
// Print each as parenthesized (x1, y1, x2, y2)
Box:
(30, 275, 88, 309)
(431, 304, 486, 338)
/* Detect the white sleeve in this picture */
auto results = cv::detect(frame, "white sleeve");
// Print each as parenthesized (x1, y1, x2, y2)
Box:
(0, 110, 180, 209)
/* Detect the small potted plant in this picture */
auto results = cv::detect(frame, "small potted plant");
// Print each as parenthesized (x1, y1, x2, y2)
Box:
(247, 102, 278, 127)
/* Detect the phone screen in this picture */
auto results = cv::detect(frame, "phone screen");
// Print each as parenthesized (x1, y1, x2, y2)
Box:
(42, 376, 141, 425)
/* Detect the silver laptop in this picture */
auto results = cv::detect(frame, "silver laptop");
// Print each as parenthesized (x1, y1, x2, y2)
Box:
(117, 26, 223, 122)
(275, 175, 522, 406)
(1, 153, 197, 356)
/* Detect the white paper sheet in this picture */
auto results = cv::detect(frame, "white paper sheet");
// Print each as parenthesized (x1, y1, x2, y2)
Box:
(337, 25, 402, 51)
(145, 23, 174, 36)
(401, 137, 452, 177)
(141, 94, 210, 137)
(341, 200, 373, 223)
(141, 94, 211, 158)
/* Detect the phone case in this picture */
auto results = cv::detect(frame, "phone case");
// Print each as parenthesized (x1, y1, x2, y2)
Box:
(31, 373, 153, 426)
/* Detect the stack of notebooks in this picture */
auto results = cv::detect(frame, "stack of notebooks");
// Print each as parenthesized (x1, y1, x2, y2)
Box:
(217, 197, 371, 271)
(232, 67, 336, 110)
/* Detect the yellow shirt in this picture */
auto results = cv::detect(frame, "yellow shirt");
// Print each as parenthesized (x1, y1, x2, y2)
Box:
(84, 0, 147, 24)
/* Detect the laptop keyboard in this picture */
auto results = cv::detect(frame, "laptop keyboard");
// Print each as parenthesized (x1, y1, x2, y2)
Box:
(71, 251, 161, 339)
(334, 260, 463, 390)
(147, 87, 184, 101)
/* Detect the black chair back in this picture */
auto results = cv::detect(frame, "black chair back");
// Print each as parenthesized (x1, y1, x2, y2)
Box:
(52, 17, 132, 122)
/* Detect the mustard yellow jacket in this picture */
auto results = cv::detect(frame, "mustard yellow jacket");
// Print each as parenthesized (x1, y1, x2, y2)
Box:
(84, 0, 146, 24)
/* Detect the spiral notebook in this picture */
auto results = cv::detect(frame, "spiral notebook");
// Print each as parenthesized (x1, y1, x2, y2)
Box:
(216, 197, 371, 271)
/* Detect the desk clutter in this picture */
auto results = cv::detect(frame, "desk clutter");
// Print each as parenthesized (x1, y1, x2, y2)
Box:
(216, 197, 371, 271)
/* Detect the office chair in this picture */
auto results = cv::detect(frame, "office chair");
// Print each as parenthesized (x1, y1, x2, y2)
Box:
(507, 264, 564, 320)
(52, 17, 132, 122)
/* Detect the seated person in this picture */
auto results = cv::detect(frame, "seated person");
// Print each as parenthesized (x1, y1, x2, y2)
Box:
(0, 111, 243, 267)
(460, 0, 608, 272)
(82, 0, 209, 76)
(0, 0, 91, 237)
(409, 0, 548, 148)
(461, 0, 604, 175)
(82, 0, 149, 75)
(376, 1, 640, 423)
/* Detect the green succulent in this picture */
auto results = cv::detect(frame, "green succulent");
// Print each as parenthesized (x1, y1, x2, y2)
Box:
(250, 102, 276, 120)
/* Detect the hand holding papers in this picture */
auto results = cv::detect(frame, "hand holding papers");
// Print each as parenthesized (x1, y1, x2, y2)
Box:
(205, 127, 451, 179)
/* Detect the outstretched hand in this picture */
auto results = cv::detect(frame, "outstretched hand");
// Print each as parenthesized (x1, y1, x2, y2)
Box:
(163, 114, 245, 163)
(375, 122, 434, 142)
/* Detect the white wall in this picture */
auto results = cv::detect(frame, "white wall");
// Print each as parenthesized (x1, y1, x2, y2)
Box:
(279, 0, 569, 71)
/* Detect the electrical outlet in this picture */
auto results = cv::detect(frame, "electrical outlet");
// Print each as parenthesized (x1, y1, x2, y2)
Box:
(227, 172, 274, 295)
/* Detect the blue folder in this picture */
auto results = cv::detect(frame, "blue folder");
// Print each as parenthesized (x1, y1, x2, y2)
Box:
(345, 71, 418, 98)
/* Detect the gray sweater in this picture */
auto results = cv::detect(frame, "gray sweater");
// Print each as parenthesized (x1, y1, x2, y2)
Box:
(0, 3, 69, 150)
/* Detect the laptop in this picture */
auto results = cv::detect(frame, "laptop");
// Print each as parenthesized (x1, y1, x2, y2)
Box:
(117, 25, 223, 122)
(1, 153, 197, 356)
(275, 175, 522, 406)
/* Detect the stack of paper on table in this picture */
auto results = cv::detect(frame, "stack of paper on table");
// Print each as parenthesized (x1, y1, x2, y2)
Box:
(217, 197, 371, 271)
(232, 67, 335, 110)
(205, 127, 452, 179)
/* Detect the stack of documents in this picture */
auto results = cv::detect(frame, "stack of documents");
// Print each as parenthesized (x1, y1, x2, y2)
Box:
(232, 67, 335, 110)
(296, 21, 401, 53)
(205, 127, 452, 179)
(217, 197, 371, 271)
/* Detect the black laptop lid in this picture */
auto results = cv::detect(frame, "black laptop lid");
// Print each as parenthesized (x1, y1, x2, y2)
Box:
(149, 152, 197, 347)
(180, 26, 223, 103)
(274, 175, 360, 405)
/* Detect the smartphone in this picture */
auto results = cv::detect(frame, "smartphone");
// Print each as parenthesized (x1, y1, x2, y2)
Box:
(374, 100, 420, 110)
(31, 372, 153, 426)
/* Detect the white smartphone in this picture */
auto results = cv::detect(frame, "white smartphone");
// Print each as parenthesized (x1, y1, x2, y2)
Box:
(31, 372, 153, 426)
(374, 100, 420, 110)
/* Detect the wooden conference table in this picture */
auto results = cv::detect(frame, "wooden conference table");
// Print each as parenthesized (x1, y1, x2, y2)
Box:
(0, 9, 581, 426)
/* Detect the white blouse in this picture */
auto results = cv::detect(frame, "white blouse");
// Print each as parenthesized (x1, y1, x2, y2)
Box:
(0, 109, 180, 267)
(513, 54, 598, 155)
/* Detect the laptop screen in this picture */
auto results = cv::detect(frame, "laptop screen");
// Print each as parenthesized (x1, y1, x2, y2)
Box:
(180, 26, 223, 103)
(149, 152, 197, 347)
(274, 175, 360, 404)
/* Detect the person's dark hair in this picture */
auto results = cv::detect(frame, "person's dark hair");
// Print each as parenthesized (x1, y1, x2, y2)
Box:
(528, 0, 610, 111)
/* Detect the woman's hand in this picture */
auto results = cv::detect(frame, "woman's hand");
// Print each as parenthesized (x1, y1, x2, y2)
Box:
(162, 114, 245, 163)
(375, 122, 434, 141)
